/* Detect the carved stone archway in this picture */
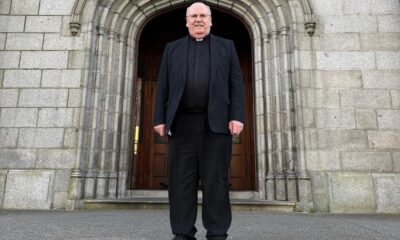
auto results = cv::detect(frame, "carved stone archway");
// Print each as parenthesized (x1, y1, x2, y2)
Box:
(66, 0, 316, 210)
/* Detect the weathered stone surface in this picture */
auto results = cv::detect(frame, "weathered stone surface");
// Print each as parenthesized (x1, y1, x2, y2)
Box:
(68, 89, 82, 107)
(11, 0, 40, 15)
(68, 51, 86, 69)
(0, 51, 20, 69)
(64, 128, 78, 148)
(18, 128, 64, 148)
(19, 89, 68, 107)
(25, 16, 62, 33)
(0, 33, 6, 50)
(316, 52, 375, 70)
(0, 170, 6, 208)
(362, 71, 400, 89)
(3, 70, 41, 88)
(38, 108, 74, 127)
(315, 33, 360, 51)
(373, 174, 400, 213)
(328, 172, 376, 213)
(376, 52, 400, 70)
(42, 70, 81, 88)
(37, 149, 76, 169)
(316, 110, 355, 128)
(394, 152, 400, 172)
(303, 89, 340, 108)
(306, 151, 341, 171)
(0, 128, 18, 148)
(361, 33, 400, 51)
(377, 110, 400, 129)
(308, 0, 343, 16)
(324, 16, 377, 33)
(368, 131, 400, 149)
(343, 0, 400, 15)
(44, 34, 85, 50)
(356, 110, 377, 129)
(20, 51, 68, 69)
(378, 15, 400, 32)
(39, 0, 75, 15)
(298, 51, 314, 70)
(0, 149, 37, 168)
(392, 90, 400, 109)
(318, 129, 368, 149)
(0, 0, 11, 14)
(302, 108, 315, 128)
(0, 108, 38, 127)
(3, 170, 55, 209)
(340, 90, 391, 109)
(0, 16, 25, 32)
(341, 152, 392, 172)
(309, 171, 329, 212)
(54, 170, 71, 192)
(6, 33, 43, 50)
(0, 89, 19, 107)
(52, 191, 67, 209)
(299, 70, 362, 89)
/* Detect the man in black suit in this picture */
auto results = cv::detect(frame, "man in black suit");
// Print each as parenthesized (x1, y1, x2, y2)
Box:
(153, 2, 245, 240)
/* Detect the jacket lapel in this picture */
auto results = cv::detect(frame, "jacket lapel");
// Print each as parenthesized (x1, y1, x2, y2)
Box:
(177, 36, 189, 87)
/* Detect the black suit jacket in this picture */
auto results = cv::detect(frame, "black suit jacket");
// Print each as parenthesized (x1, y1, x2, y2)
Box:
(153, 34, 245, 134)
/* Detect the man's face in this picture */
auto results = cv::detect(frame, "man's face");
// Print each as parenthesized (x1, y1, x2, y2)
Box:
(186, 3, 212, 39)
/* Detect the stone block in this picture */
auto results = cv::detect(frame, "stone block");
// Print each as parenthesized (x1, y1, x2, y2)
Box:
(392, 90, 400, 109)
(0, 128, 18, 148)
(377, 110, 400, 129)
(324, 15, 377, 33)
(37, 149, 76, 169)
(311, 70, 362, 89)
(368, 130, 400, 149)
(298, 51, 314, 70)
(308, 0, 343, 16)
(44, 34, 85, 50)
(0, 108, 38, 127)
(42, 70, 81, 88)
(303, 89, 340, 109)
(25, 16, 62, 33)
(306, 150, 341, 171)
(317, 129, 368, 149)
(361, 33, 400, 51)
(302, 108, 315, 128)
(309, 171, 329, 212)
(20, 51, 68, 69)
(38, 108, 74, 127)
(373, 174, 400, 213)
(0, 149, 37, 168)
(316, 33, 361, 51)
(54, 170, 71, 192)
(64, 128, 78, 148)
(68, 89, 82, 107)
(316, 51, 375, 70)
(328, 172, 376, 213)
(3, 70, 41, 88)
(18, 128, 64, 148)
(19, 89, 68, 107)
(340, 90, 391, 109)
(0, 89, 19, 107)
(0, 0, 11, 14)
(394, 152, 400, 172)
(0, 33, 6, 50)
(316, 109, 356, 129)
(52, 192, 67, 209)
(378, 15, 400, 32)
(362, 71, 400, 89)
(0, 16, 25, 32)
(11, 0, 40, 15)
(39, 0, 75, 15)
(0, 170, 6, 208)
(61, 16, 72, 36)
(0, 51, 20, 69)
(356, 110, 377, 129)
(376, 52, 400, 70)
(68, 51, 86, 69)
(341, 152, 392, 172)
(3, 170, 55, 209)
(5, 33, 43, 50)
(343, 0, 400, 15)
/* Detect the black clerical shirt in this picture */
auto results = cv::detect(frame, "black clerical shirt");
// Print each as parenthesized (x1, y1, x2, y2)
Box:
(180, 35, 210, 113)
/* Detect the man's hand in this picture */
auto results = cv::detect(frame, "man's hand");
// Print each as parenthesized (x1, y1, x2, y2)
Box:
(154, 124, 166, 136)
(229, 120, 244, 136)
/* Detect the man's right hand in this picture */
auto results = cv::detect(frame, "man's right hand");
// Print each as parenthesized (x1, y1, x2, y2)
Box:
(153, 124, 166, 136)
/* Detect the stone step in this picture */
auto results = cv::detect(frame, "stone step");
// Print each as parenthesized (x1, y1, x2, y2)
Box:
(83, 198, 296, 212)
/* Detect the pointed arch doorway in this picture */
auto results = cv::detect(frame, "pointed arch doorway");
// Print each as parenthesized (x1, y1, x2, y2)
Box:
(129, 6, 256, 191)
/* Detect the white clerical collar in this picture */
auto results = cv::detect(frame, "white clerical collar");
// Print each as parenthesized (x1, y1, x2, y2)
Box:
(196, 38, 203, 41)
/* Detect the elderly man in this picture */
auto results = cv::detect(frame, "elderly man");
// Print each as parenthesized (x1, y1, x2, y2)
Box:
(153, 2, 245, 240)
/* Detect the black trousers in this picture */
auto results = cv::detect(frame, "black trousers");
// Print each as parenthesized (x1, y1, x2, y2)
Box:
(168, 112, 232, 240)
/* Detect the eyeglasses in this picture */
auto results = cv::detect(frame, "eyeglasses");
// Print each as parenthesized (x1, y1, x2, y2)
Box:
(186, 14, 211, 20)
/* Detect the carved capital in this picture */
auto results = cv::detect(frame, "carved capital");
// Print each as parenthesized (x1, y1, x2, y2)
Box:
(305, 21, 316, 36)
(70, 22, 81, 36)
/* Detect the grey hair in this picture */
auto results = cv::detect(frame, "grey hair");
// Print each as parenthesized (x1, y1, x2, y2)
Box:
(186, 2, 212, 16)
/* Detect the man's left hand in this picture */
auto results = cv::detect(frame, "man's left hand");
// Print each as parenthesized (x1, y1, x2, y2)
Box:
(229, 120, 244, 136)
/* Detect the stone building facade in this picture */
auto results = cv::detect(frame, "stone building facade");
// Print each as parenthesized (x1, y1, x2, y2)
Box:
(0, 0, 399, 213)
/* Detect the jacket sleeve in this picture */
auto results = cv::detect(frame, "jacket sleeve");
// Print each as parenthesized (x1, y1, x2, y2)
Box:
(153, 44, 169, 126)
(229, 40, 245, 123)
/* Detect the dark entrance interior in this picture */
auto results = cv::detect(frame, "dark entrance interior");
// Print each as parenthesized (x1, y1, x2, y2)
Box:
(130, 6, 255, 191)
